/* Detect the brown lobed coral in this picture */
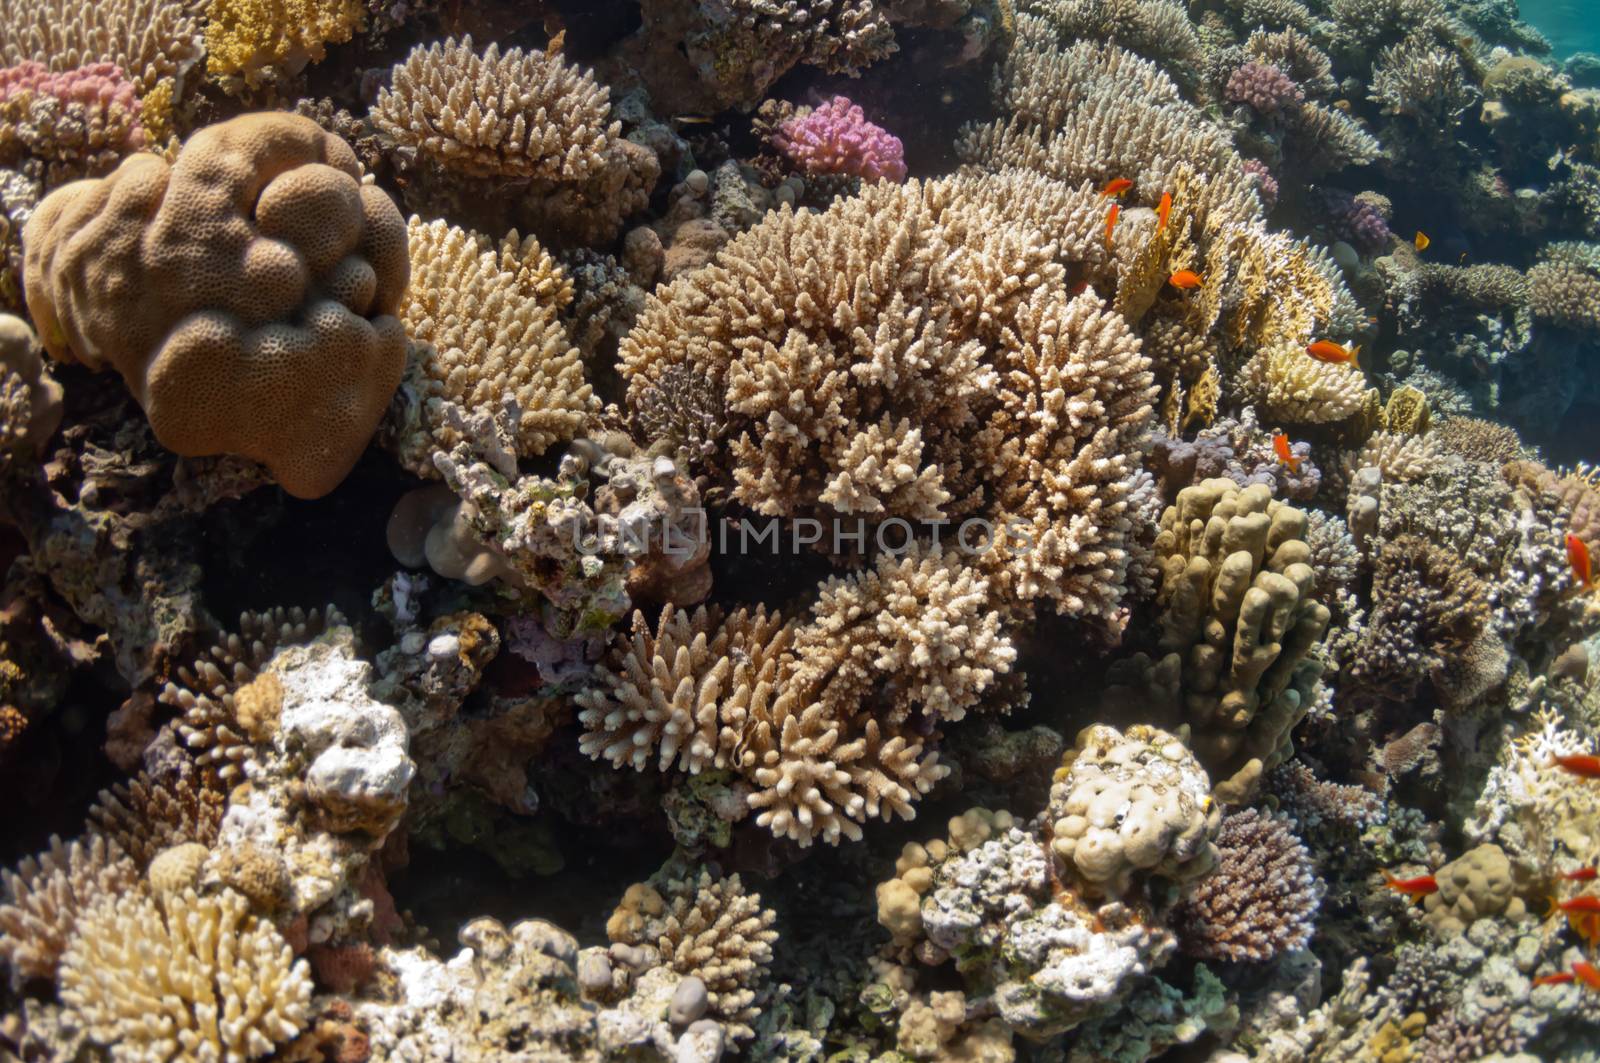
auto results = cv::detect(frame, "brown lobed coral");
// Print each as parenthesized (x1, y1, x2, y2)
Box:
(23, 112, 409, 498)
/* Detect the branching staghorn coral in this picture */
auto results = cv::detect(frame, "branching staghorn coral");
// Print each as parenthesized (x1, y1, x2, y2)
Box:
(1017, 0, 1203, 70)
(0, 0, 202, 98)
(1527, 261, 1600, 334)
(388, 217, 597, 476)
(61, 887, 313, 1062)
(607, 870, 778, 1041)
(623, 172, 1158, 629)
(204, 0, 364, 90)
(0, 834, 138, 988)
(86, 764, 227, 870)
(1371, 37, 1477, 125)
(1173, 808, 1321, 961)
(1105, 479, 1330, 802)
(371, 36, 657, 247)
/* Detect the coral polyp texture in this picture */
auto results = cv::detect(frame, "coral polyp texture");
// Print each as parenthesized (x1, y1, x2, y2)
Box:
(22, 112, 409, 498)
(4, 0, 1600, 1059)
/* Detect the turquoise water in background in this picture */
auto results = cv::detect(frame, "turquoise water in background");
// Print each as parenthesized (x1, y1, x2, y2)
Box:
(1519, 0, 1599, 57)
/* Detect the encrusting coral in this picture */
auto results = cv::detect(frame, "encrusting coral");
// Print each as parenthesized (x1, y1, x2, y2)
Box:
(22, 112, 410, 498)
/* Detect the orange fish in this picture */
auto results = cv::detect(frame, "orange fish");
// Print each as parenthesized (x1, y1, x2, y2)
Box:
(1168, 269, 1203, 289)
(1561, 866, 1599, 882)
(1535, 971, 1576, 987)
(1556, 895, 1600, 914)
(1306, 339, 1361, 367)
(1157, 192, 1173, 232)
(1105, 204, 1120, 248)
(1100, 177, 1134, 198)
(1381, 869, 1439, 897)
(1549, 894, 1600, 948)
(1272, 432, 1301, 474)
(1551, 753, 1600, 779)
(1576, 960, 1600, 989)
(1567, 533, 1592, 589)
(1414, 231, 1431, 252)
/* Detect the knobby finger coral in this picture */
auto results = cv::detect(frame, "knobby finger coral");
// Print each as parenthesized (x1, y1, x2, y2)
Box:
(60, 887, 313, 1062)
(1173, 808, 1322, 961)
(22, 112, 410, 498)
(1105, 479, 1330, 803)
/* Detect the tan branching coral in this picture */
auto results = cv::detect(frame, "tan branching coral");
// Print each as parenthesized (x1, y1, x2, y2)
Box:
(390, 217, 595, 475)
(793, 547, 1017, 727)
(22, 113, 410, 498)
(204, 0, 364, 89)
(1239, 341, 1369, 424)
(1019, 0, 1203, 69)
(1351, 429, 1444, 482)
(61, 887, 313, 1062)
(0, 0, 202, 98)
(0, 834, 138, 987)
(1432, 416, 1524, 464)
(607, 871, 778, 1042)
(1106, 479, 1329, 802)
(87, 765, 227, 869)
(577, 603, 796, 773)
(1528, 261, 1600, 334)
(371, 36, 657, 246)
(623, 173, 1157, 628)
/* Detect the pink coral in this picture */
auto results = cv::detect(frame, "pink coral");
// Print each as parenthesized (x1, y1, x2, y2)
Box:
(0, 62, 142, 116)
(0, 61, 146, 166)
(772, 95, 907, 183)
(1242, 158, 1279, 211)
(1225, 61, 1305, 117)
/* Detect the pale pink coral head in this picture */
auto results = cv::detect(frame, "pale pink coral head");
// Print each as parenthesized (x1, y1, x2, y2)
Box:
(773, 95, 907, 184)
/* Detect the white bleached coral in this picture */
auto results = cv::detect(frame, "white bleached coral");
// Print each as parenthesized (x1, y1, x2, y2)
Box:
(0, 834, 138, 987)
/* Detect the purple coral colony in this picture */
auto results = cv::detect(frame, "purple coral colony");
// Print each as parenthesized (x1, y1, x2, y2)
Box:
(8, 0, 1600, 1058)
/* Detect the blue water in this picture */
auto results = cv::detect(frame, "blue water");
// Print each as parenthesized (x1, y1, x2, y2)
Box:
(1519, 0, 1599, 57)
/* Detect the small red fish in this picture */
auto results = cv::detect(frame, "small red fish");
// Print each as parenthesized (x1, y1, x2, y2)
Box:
(1561, 866, 1599, 882)
(1556, 895, 1600, 914)
(1550, 753, 1600, 779)
(1105, 204, 1120, 248)
(1100, 177, 1133, 198)
(1272, 432, 1301, 474)
(1381, 869, 1439, 897)
(1576, 960, 1600, 990)
(1070, 279, 1090, 296)
(1567, 533, 1593, 589)
(1534, 971, 1576, 987)
(1168, 269, 1203, 289)
(1157, 192, 1173, 232)
(1306, 339, 1361, 367)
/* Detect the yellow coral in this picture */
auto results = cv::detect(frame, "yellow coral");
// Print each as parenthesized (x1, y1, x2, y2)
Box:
(205, 0, 365, 88)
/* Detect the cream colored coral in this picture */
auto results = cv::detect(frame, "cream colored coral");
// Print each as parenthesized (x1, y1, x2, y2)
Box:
(1048, 723, 1220, 897)
(1238, 341, 1368, 424)
(793, 546, 1016, 726)
(0, 0, 201, 97)
(204, 0, 365, 88)
(372, 35, 616, 181)
(0, 834, 138, 986)
(61, 887, 312, 1062)
(576, 604, 796, 773)
(22, 113, 409, 498)
(1351, 429, 1444, 483)
(609, 871, 778, 1042)
(394, 216, 595, 474)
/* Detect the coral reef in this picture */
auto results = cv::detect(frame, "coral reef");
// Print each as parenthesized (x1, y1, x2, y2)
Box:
(2, 0, 1599, 1059)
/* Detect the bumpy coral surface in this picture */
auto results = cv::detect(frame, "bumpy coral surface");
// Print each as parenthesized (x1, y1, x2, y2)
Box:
(23, 112, 409, 497)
